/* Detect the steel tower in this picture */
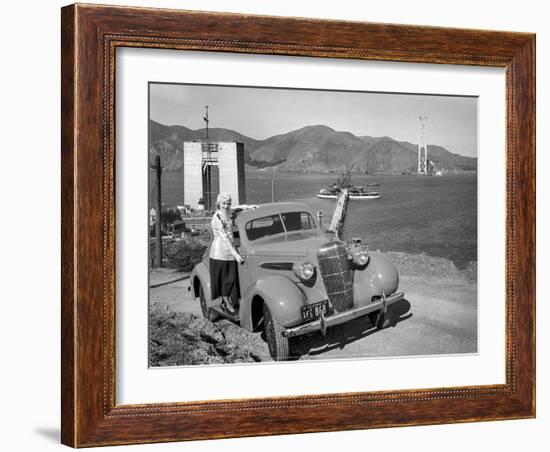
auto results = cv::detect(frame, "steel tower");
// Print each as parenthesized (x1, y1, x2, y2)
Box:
(417, 115, 428, 175)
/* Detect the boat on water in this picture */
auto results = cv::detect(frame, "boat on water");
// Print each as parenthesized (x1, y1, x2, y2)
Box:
(317, 189, 380, 200)
(317, 185, 380, 200)
(317, 165, 381, 200)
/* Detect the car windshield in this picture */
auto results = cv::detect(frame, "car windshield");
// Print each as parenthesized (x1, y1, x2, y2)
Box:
(245, 211, 316, 241)
(281, 211, 315, 233)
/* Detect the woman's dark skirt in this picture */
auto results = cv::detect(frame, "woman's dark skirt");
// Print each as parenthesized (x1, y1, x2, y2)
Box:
(209, 258, 240, 301)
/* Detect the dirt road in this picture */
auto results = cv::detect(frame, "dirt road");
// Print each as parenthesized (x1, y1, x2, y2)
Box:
(149, 264, 477, 362)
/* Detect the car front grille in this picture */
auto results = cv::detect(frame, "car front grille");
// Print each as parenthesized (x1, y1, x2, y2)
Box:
(316, 241, 354, 312)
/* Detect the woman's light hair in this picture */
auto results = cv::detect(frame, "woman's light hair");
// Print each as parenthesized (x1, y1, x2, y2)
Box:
(216, 192, 232, 207)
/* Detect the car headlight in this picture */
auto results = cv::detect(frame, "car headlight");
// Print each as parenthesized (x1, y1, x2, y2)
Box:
(293, 261, 315, 281)
(354, 250, 369, 266)
(348, 246, 369, 266)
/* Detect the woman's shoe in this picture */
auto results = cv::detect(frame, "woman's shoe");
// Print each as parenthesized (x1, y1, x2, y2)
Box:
(221, 299, 237, 316)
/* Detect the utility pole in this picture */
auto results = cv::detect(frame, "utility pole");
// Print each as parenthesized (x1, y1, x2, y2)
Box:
(203, 105, 211, 211)
(152, 155, 163, 267)
(203, 105, 209, 141)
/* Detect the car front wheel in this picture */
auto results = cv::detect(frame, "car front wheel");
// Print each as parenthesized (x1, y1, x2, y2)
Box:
(264, 304, 289, 361)
(199, 284, 220, 322)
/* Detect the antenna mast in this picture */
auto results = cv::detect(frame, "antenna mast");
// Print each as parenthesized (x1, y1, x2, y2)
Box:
(203, 105, 209, 141)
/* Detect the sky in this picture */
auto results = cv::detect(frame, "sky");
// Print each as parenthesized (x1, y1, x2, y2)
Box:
(150, 83, 478, 158)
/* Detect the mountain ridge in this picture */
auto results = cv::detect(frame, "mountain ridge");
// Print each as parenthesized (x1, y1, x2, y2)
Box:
(149, 120, 476, 173)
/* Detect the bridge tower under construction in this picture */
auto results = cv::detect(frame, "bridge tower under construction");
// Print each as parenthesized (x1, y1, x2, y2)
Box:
(183, 141, 246, 210)
(182, 106, 246, 211)
(417, 115, 428, 176)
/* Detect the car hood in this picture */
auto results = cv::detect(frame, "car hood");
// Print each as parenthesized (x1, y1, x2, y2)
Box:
(248, 233, 335, 258)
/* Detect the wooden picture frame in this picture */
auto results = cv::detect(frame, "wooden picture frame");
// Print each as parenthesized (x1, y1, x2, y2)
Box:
(61, 3, 535, 447)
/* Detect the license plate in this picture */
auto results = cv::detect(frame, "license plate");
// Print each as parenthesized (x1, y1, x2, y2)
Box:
(301, 300, 329, 321)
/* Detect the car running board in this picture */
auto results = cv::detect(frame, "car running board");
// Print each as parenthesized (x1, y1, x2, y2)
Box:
(211, 306, 240, 322)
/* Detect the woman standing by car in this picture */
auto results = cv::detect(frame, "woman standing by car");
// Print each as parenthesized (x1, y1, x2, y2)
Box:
(209, 193, 245, 316)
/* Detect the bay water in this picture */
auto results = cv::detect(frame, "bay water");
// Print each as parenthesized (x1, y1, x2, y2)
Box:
(153, 169, 477, 269)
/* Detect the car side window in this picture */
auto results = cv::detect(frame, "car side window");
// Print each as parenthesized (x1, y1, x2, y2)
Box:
(245, 214, 284, 241)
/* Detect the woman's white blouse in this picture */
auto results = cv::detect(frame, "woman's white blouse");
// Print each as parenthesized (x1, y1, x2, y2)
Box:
(209, 211, 235, 261)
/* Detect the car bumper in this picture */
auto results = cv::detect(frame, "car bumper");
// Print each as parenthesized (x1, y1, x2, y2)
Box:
(282, 291, 405, 338)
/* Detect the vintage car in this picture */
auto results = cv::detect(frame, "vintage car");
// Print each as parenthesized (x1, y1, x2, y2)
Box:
(189, 202, 404, 361)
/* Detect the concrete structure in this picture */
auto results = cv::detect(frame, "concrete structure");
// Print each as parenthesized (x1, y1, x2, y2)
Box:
(218, 142, 246, 206)
(183, 142, 203, 209)
(183, 141, 246, 210)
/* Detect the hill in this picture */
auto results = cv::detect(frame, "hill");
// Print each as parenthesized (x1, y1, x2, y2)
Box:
(149, 120, 262, 169)
(149, 120, 476, 173)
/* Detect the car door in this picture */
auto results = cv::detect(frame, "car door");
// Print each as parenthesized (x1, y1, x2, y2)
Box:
(232, 225, 255, 298)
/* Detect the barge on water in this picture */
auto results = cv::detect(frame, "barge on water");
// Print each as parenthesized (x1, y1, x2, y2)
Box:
(317, 165, 381, 200)
(317, 188, 380, 200)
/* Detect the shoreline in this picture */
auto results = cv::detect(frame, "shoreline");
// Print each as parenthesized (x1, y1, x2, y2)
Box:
(152, 242, 477, 283)
(385, 251, 477, 282)
(246, 166, 477, 176)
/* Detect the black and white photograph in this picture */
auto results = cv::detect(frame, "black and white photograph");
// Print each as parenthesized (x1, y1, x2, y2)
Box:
(148, 82, 478, 365)
(3, 0, 544, 450)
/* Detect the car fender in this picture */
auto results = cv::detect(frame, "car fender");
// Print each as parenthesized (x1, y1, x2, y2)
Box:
(353, 252, 399, 307)
(190, 262, 211, 302)
(241, 275, 305, 330)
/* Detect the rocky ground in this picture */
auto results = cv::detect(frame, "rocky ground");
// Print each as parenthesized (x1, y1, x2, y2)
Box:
(149, 310, 271, 366)
(149, 252, 477, 366)
(149, 268, 271, 366)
